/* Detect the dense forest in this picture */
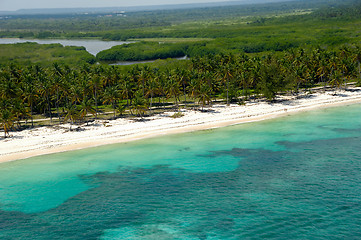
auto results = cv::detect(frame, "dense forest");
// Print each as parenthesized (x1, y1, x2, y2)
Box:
(0, 42, 96, 66)
(92, 0, 361, 61)
(0, 0, 360, 41)
(96, 42, 188, 62)
(0, 0, 359, 34)
(0, 0, 361, 137)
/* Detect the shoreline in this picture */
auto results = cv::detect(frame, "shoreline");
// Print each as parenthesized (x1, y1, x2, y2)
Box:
(2, 89, 361, 163)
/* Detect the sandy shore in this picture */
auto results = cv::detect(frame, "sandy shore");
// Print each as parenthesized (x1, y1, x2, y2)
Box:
(2, 88, 361, 163)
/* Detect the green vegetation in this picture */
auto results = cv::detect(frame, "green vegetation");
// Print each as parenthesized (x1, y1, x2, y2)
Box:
(1, 44, 360, 137)
(1, 0, 360, 45)
(0, 42, 95, 66)
(0, 0, 356, 35)
(89, 0, 361, 61)
(97, 41, 188, 62)
(1, 0, 361, 137)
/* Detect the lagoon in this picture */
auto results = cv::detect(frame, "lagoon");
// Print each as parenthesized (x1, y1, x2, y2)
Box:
(1, 104, 361, 239)
(0, 38, 131, 56)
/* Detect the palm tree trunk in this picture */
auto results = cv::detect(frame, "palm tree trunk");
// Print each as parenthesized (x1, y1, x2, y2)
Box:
(175, 94, 179, 111)
(297, 81, 300, 95)
(162, 95, 166, 109)
(183, 82, 187, 107)
(142, 80, 145, 97)
(94, 87, 98, 120)
(226, 78, 229, 105)
(30, 102, 34, 128)
(321, 73, 325, 93)
(46, 93, 52, 123)
(113, 101, 116, 119)
(56, 89, 61, 123)
(150, 93, 153, 114)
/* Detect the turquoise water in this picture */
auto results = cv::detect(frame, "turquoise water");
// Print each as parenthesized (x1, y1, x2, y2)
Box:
(1, 104, 361, 239)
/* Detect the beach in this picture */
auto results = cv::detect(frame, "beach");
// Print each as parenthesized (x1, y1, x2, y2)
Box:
(2, 88, 361, 163)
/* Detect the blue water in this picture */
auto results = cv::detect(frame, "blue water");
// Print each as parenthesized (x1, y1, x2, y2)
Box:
(1, 104, 361, 239)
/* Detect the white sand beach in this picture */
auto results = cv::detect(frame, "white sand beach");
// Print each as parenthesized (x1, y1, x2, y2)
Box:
(2, 88, 361, 163)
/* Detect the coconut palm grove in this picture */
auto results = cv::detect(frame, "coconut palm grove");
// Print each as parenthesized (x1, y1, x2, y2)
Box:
(1, 44, 361, 136)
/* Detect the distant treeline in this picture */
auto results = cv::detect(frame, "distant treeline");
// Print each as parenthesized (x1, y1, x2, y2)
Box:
(0, 0, 359, 39)
(0, 0, 360, 62)
(2, 1, 359, 61)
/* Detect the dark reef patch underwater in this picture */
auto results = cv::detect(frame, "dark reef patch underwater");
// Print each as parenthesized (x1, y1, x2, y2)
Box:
(1, 104, 361, 239)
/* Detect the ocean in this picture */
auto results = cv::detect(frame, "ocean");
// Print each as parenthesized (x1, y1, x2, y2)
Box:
(1, 103, 361, 239)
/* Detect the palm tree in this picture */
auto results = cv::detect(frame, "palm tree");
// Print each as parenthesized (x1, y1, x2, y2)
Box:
(79, 97, 96, 125)
(174, 68, 189, 106)
(239, 61, 254, 101)
(116, 103, 127, 117)
(353, 46, 361, 81)
(145, 77, 158, 114)
(249, 57, 262, 98)
(258, 58, 284, 101)
(198, 83, 212, 111)
(329, 70, 343, 91)
(64, 103, 79, 130)
(131, 90, 148, 117)
(0, 71, 18, 100)
(119, 75, 135, 107)
(218, 63, 233, 105)
(339, 46, 351, 90)
(52, 74, 64, 122)
(317, 59, 329, 92)
(103, 86, 120, 119)
(22, 72, 38, 128)
(154, 71, 167, 109)
(187, 75, 200, 109)
(69, 85, 83, 106)
(138, 66, 151, 97)
(166, 71, 181, 111)
(12, 99, 30, 129)
(0, 109, 16, 138)
(38, 68, 53, 123)
(293, 63, 307, 94)
(89, 73, 102, 119)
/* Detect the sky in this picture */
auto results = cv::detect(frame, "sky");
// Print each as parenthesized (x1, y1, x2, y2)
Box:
(0, 0, 231, 11)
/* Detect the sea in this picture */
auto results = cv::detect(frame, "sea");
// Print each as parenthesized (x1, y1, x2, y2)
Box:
(1, 103, 361, 239)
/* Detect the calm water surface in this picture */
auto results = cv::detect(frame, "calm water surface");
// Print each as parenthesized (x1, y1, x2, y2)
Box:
(1, 104, 361, 239)
(0, 38, 131, 55)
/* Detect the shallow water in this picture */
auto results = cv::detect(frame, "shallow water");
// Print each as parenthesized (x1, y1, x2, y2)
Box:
(1, 104, 361, 239)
